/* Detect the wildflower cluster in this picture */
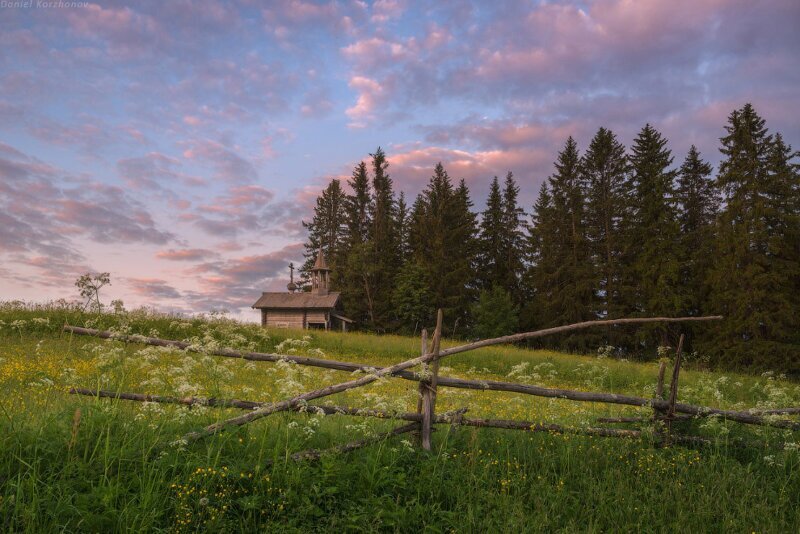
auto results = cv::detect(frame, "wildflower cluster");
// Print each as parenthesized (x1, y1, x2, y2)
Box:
(171, 466, 287, 531)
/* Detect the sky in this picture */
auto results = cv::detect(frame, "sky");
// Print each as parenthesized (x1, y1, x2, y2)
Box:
(1, 0, 798, 320)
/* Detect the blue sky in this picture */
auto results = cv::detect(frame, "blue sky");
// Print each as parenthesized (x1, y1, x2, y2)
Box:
(1, 0, 798, 318)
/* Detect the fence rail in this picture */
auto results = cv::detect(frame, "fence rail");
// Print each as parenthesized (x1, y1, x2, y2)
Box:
(63, 313, 800, 460)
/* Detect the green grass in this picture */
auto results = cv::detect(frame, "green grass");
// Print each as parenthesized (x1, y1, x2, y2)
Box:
(1, 302, 799, 532)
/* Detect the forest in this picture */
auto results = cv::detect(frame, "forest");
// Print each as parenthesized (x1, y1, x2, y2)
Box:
(301, 103, 800, 373)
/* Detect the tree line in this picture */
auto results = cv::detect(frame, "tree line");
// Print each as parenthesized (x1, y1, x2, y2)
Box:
(302, 104, 799, 372)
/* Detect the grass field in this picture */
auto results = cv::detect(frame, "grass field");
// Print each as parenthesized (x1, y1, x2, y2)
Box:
(1, 302, 799, 532)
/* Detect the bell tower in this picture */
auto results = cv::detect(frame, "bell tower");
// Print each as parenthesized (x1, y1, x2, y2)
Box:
(310, 248, 331, 296)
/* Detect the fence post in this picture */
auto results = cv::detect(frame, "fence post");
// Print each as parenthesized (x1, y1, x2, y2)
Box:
(415, 328, 429, 437)
(652, 359, 667, 440)
(420, 309, 443, 451)
(665, 334, 685, 444)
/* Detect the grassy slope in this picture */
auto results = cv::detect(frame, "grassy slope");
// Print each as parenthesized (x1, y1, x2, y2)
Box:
(1, 304, 799, 532)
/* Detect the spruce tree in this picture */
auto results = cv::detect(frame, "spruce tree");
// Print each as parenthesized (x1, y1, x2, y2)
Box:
(522, 183, 558, 332)
(392, 260, 435, 333)
(453, 179, 480, 329)
(478, 177, 504, 290)
(501, 172, 526, 300)
(582, 128, 630, 343)
(543, 137, 595, 349)
(339, 162, 372, 325)
(396, 191, 410, 264)
(409, 164, 478, 332)
(365, 147, 399, 330)
(472, 286, 519, 339)
(676, 145, 717, 319)
(704, 104, 800, 370)
(627, 124, 681, 347)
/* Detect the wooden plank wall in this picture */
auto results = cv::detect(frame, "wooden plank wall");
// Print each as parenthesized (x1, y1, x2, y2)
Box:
(264, 310, 306, 329)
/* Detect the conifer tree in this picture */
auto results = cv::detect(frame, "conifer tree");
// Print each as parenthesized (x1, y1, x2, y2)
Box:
(478, 177, 504, 290)
(339, 162, 372, 325)
(365, 147, 399, 330)
(501, 172, 526, 299)
(301, 179, 346, 287)
(704, 104, 800, 369)
(626, 124, 681, 347)
(392, 260, 435, 333)
(478, 173, 525, 300)
(409, 164, 478, 332)
(396, 191, 410, 264)
(522, 183, 558, 331)
(472, 286, 519, 339)
(542, 137, 595, 349)
(676, 145, 717, 319)
(582, 128, 630, 339)
(454, 179, 480, 328)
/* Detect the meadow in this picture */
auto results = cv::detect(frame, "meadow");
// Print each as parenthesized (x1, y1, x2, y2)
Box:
(1, 301, 799, 532)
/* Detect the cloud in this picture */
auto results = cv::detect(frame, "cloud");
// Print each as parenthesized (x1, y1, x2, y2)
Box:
(2, 0, 798, 316)
(187, 184, 307, 238)
(182, 140, 258, 183)
(186, 242, 305, 310)
(0, 143, 176, 283)
(127, 277, 182, 299)
(345, 76, 388, 127)
(370, 0, 407, 23)
(54, 183, 174, 246)
(155, 248, 217, 261)
(388, 143, 551, 201)
(118, 152, 206, 191)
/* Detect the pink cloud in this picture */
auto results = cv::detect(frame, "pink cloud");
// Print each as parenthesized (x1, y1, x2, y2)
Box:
(155, 248, 216, 261)
(202, 185, 275, 215)
(126, 277, 182, 299)
(388, 144, 551, 198)
(370, 0, 407, 23)
(345, 76, 387, 127)
(181, 139, 257, 183)
(66, 3, 162, 59)
(184, 242, 305, 310)
(118, 152, 206, 191)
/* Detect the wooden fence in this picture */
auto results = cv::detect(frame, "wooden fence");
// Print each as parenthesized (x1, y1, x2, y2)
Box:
(64, 313, 800, 460)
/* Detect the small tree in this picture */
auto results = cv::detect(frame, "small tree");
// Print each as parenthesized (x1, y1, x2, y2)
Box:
(392, 261, 435, 333)
(471, 286, 519, 340)
(75, 272, 111, 313)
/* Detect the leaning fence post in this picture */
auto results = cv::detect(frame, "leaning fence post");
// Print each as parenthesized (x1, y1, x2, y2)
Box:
(415, 328, 429, 437)
(420, 309, 443, 451)
(665, 334, 685, 443)
(652, 359, 668, 440)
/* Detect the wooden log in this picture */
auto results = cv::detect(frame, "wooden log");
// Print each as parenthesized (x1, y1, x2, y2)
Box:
(753, 408, 800, 416)
(656, 360, 667, 400)
(420, 309, 443, 451)
(63, 321, 800, 431)
(434, 316, 723, 359)
(69, 387, 766, 450)
(71, 387, 775, 450)
(440, 415, 719, 447)
(665, 334, 686, 442)
(284, 422, 419, 464)
(653, 359, 669, 437)
(182, 334, 456, 443)
(68, 387, 425, 421)
(63, 325, 382, 373)
(415, 329, 428, 432)
(667, 335, 685, 419)
(428, 310, 444, 413)
(597, 415, 694, 424)
(63, 315, 722, 376)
